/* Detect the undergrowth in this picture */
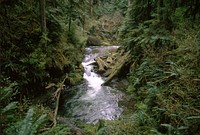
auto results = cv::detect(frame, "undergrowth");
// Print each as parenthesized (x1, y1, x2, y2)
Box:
(0, 0, 85, 134)
(111, 1, 200, 134)
(120, 22, 200, 134)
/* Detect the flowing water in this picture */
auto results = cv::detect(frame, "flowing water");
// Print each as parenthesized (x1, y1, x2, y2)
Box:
(61, 46, 125, 124)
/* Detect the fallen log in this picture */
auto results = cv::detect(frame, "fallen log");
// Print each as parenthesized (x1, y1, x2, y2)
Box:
(102, 51, 131, 86)
(103, 69, 112, 77)
(96, 57, 109, 72)
(106, 56, 113, 64)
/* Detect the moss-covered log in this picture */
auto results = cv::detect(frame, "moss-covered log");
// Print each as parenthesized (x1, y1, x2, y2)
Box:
(96, 57, 109, 72)
(102, 51, 131, 85)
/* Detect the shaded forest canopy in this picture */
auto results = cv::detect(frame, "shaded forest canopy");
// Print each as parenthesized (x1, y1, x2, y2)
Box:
(0, 0, 200, 135)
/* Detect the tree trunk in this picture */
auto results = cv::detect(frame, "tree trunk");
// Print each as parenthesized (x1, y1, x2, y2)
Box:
(193, 0, 200, 20)
(69, 15, 71, 32)
(157, 0, 163, 21)
(68, 3, 72, 32)
(39, 0, 46, 33)
(90, 0, 94, 17)
(170, 0, 177, 12)
(147, 0, 152, 19)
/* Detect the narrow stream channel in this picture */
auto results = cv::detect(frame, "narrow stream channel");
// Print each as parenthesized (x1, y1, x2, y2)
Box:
(61, 46, 125, 124)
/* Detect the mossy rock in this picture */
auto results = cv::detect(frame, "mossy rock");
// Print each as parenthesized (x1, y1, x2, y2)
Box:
(86, 36, 101, 46)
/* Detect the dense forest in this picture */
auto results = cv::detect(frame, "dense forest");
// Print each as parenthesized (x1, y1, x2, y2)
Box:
(0, 0, 199, 135)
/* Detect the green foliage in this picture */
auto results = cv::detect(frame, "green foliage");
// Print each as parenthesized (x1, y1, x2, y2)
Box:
(40, 124, 71, 135)
(0, 83, 48, 135)
(125, 51, 200, 134)
(6, 108, 47, 135)
(0, 0, 85, 96)
(0, 82, 18, 101)
(2, 102, 18, 113)
(96, 0, 127, 17)
(20, 108, 46, 135)
(0, 1, 85, 133)
(119, 0, 200, 134)
(125, 29, 200, 133)
(0, 83, 71, 135)
(0, 83, 19, 133)
(95, 119, 136, 135)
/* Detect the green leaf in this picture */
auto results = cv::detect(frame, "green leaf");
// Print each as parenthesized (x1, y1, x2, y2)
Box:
(187, 116, 200, 120)
(161, 124, 174, 130)
(178, 126, 188, 130)
(0, 83, 18, 101)
(2, 102, 18, 113)
(30, 114, 47, 135)
(73, 0, 79, 3)
(19, 108, 34, 135)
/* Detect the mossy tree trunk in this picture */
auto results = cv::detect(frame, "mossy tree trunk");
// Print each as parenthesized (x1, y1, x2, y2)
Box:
(39, 0, 46, 33)
(193, 0, 200, 20)
(90, 0, 93, 17)
(157, 0, 164, 22)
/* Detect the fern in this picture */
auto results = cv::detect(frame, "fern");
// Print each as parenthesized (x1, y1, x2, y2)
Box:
(18, 108, 34, 135)
(0, 83, 19, 132)
(0, 83, 18, 101)
(6, 108, 47, 135)
(29, 113, 47, 135)
(40, 124, 71, 135)
(2, 102, 18, 113)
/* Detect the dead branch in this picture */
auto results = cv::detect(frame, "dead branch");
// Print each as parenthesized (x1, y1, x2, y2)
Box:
(50, 76, 68, 127)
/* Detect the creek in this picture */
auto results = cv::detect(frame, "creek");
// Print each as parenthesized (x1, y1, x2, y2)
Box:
(60, 46, 128, 124)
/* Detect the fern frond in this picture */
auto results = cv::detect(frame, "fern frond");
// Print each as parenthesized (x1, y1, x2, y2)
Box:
(19, 108, 34, 135)
(2, 102, 18, 113)
(30, 114, 47, 135)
